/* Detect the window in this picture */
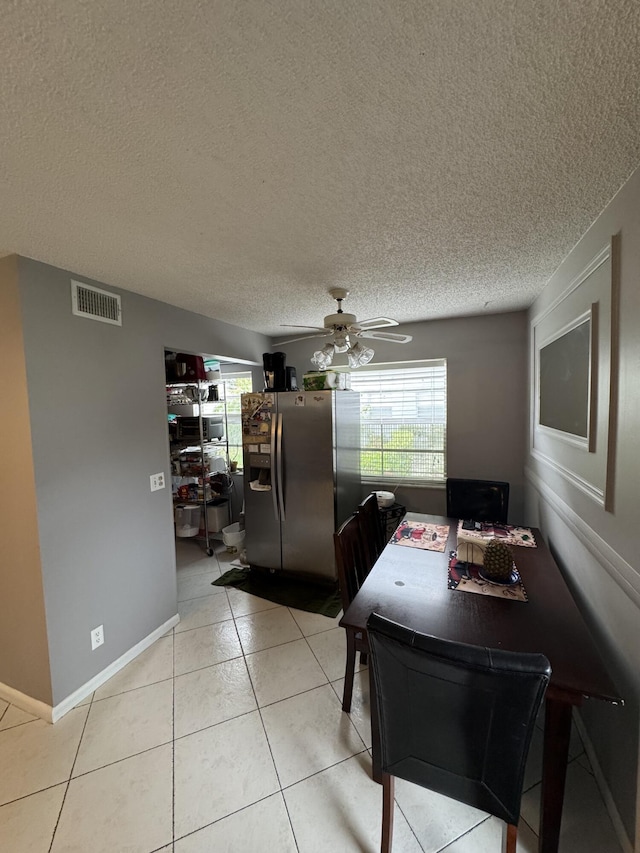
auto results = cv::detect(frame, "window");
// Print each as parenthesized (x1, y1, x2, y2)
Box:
(349, 360, 447, 484)
(203, 371, 253, 465)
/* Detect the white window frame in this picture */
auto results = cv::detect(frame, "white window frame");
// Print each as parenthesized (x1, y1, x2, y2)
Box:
(203, 371, 253, 466)
(349, 359, 447, 486)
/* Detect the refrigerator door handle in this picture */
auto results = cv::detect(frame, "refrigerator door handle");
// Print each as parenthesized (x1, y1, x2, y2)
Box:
(276, 413, 286, 520)
(270, 411, 279, 522)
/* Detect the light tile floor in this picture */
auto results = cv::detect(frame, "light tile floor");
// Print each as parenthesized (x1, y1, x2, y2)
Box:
(0, 539, 624, 852)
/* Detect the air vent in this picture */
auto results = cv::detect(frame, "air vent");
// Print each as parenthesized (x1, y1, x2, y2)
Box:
(71, 280, 122, 326)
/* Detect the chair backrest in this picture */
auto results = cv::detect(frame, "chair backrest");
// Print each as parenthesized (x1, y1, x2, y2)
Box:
(366, 612, 550, 826)
(446, 478, 509, 523)
(334, 514, 371, 613)
(356, 493, 386, 570)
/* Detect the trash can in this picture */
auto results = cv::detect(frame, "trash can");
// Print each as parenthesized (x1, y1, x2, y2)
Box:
(175, 504, 200, 537)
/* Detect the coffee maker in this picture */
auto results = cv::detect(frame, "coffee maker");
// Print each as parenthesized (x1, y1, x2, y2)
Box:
(263, 352, 287, 391)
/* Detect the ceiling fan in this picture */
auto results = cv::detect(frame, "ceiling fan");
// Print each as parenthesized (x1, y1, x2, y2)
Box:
(273, 288, 412, 368)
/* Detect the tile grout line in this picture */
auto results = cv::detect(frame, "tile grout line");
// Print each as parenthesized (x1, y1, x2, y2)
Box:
(172, 545, 228, 849)
(276, 747, 372, 794)
(227, 581, 302, 850)
(282, 604, 336, 852)
(60, 739, 176, 782)
(47, 692, 95, 852)
(301, 623, 342, 685)
(300, 621, 371, 754)
(231, 586, 281, 781)
(171, 791, 294, 849)
(435, 815, 493, 852)
(390, 796, 429, 852)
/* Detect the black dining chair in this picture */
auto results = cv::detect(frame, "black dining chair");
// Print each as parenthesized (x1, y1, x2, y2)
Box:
(356, 493, 386, 571)
(334, 513, 372, 712)
(366, 612, 551, 853)
(446, 477, 510, 523)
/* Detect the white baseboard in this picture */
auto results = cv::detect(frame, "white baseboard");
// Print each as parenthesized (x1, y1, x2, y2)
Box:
(573, 710, 634, 853)
(0, 684, 56, 723)
(0, 614, 180, 724)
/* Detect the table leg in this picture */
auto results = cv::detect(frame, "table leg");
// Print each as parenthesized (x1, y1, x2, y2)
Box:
(369, 663, 382, 783)
(539, 698, 573, 853)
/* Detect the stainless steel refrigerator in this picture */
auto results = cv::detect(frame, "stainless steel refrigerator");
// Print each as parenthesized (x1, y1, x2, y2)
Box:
(241, 390, 360, 583)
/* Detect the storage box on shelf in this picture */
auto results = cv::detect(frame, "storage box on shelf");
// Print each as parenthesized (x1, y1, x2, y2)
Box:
(205, 498, 230, 533)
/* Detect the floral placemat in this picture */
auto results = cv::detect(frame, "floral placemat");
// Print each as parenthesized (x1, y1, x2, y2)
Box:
(391, 521, 450, 552)
(456, 520, 537, 547)
(448, 554, 528, 602)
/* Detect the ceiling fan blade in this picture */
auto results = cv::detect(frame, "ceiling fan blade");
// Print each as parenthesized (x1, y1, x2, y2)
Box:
(357, 330, 413, 344)
(355, 317, 399, 330)
(280, 324, 327, 332)
(272, 331, 333, 345)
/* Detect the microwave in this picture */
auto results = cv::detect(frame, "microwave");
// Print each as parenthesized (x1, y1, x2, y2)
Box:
(178, 416, 224, 441)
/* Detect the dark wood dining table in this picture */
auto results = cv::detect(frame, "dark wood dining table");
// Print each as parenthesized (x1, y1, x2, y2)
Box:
(339, 513, 622, 853)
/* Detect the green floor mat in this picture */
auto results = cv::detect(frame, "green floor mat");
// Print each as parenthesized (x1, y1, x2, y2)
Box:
(212, 568, 342, 618)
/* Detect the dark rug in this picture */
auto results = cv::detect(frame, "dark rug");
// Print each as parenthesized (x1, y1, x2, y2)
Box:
(212, 568, 342, 618)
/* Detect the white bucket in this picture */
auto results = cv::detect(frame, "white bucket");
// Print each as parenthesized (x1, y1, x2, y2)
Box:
(222, 522, 246, 549)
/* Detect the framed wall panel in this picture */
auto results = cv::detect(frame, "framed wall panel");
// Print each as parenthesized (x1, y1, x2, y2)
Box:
(531, 236, 619, 510)
(537, 308, 596, 449)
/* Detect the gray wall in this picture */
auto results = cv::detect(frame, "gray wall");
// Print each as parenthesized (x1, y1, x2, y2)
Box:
(526, 165, 640, 846)
(13, 257, 268, 706)
(274, 310, 528, 521)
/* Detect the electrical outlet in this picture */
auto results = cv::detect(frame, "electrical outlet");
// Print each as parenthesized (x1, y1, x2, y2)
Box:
(91, 624, 104, 650)
(150, 472, 165, 491)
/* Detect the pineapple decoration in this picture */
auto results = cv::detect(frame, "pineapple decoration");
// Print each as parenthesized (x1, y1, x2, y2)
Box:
(482, 539, 514, 582)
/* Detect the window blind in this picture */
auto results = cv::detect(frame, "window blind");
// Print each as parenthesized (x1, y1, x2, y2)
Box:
(349, 360, 447, 483)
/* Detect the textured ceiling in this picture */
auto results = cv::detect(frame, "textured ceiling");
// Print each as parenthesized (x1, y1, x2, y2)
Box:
(2, 1, 640, 336)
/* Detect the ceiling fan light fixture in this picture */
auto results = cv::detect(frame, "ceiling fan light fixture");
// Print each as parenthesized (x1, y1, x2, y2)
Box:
(278, 289, 409, 364)
(347, 341, 375, 368)
(333, 331, 349, 353)
(311, 343, 334, 369)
